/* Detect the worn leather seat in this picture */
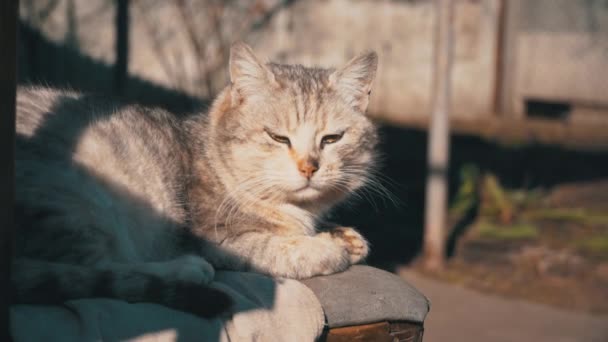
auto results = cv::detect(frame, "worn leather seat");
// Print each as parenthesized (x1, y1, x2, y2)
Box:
(301, 265, 430, 328)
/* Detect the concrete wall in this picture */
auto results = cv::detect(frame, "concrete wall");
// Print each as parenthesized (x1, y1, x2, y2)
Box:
(254, 0, 500, 121)
(502, 0, 608, 121)
(19, 0, 500, 121)
(20, 0, 608, 124)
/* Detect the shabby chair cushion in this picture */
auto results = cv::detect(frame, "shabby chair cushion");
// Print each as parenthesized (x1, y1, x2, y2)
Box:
(301, 265, 430, 328)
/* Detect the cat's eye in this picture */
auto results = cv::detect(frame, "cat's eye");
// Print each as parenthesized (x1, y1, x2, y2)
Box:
(265, 129, 291, 146)
(321, 133, 344, 148)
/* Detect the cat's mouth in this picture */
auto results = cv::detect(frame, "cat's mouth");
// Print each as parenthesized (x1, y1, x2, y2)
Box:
(292, 183, 322, 199)
(294, 181, 321, 192)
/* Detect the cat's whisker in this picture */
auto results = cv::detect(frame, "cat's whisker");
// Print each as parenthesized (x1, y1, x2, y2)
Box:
(214, 176, 275, 234)
(223, 183, 272, 224)
(360, 178, 401, 208)
(322, 176, 373, 208)
(326, 170, 402, 209)
(222, 179, 283, 231)
(339, 166, 403, 192)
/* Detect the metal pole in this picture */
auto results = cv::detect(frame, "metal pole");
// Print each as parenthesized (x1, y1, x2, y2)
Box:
(423, 0, 454, 271)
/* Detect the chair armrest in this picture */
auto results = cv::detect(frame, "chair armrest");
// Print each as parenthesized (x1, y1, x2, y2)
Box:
(301, 265, 430, 329)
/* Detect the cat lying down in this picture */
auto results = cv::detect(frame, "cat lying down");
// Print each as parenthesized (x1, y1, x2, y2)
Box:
(13, 42, 379, 318)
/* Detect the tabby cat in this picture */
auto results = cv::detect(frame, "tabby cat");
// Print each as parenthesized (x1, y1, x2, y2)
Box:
(13, 42, 379, 317)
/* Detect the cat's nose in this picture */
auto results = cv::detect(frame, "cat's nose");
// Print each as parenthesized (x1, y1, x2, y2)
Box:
(298, 159, 319, 179)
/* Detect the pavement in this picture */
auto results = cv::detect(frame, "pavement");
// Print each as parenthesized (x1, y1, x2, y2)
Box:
(398, 269, 608, 342)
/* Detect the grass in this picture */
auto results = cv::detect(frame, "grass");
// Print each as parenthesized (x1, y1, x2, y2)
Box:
(577, 235, 608, 259)
(477, 221, 539, 241)
(523, 208, 608, 225)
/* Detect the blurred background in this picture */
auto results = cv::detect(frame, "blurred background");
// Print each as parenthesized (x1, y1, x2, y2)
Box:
(17, 0, 608, 340)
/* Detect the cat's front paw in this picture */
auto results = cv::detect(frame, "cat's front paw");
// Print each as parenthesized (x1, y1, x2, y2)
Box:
(329, 227, 369, 264)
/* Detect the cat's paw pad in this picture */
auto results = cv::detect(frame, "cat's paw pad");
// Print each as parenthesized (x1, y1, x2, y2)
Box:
(172, 255, 215, 284)
(330, 227, 369, 264)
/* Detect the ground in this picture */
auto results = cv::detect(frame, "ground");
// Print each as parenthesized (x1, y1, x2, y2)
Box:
(399, 269, 608, 342)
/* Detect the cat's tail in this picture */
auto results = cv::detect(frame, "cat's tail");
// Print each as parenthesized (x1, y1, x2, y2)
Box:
(11, 257, 233, 318)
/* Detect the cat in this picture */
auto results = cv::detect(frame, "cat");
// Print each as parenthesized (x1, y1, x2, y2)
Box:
(12, 42, 379, 317)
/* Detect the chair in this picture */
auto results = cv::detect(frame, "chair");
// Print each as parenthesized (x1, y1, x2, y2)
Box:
(303, 265, 429, 342)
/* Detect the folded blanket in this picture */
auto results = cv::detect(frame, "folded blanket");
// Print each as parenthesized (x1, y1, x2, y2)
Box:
(11, 270, 325, 342)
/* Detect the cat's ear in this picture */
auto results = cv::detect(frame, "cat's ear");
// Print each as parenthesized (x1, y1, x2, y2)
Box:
(329, 51, 378, 113)
(229, 42, 278, 102)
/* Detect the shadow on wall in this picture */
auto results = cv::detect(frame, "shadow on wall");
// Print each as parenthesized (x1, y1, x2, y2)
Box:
(18, 22, 206, 116)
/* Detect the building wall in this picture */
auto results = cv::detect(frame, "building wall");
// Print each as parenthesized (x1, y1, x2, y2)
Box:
(503, 0, 608, 122)
(19, 0, 500, 121)
(254, 0, 500, 121)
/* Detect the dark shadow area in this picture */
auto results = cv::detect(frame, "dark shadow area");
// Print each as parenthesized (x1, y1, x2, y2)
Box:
(1, 1, 17, 341)
(332, 124, 608, 271)
(114, 0, 129, 95)
(525, 99, 571, 120)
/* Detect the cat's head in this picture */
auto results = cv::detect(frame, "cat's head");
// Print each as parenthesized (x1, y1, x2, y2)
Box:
(209, 42, 379, 209)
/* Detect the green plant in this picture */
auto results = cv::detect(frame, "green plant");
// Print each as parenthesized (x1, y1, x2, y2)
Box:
(477, 221, 539, 240)
(577, 235, 608, 258)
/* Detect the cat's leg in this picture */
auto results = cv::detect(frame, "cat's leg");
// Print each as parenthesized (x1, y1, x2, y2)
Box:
(206, 231, 367, 279)
(12, 255, 231, 317)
